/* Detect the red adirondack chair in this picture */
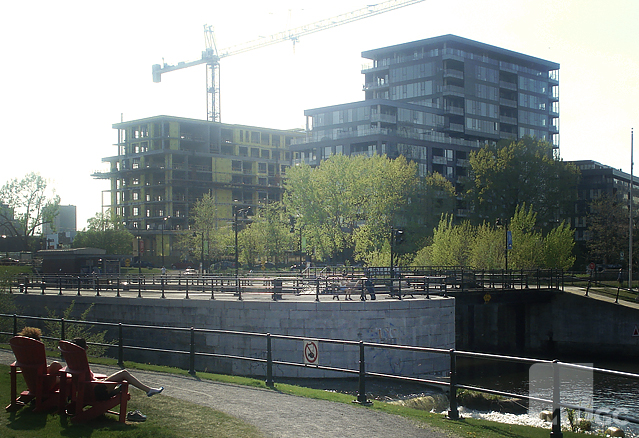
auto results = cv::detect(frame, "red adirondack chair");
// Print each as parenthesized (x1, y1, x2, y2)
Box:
(6, 336, 62, 412)
(58, 340, 130, 423)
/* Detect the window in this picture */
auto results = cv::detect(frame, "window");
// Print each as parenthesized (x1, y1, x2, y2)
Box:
(251, 148, 260, 158)
(261, 149, 270, 159)
(258, 163, 267, 173)
(232, 160, 242, 172)
(261, 133, 269, 145)
(133, 207, 140, 216)
(239, 146, 248, 157)
(251, 131, 260, 143)
(133, 192, 139, 201)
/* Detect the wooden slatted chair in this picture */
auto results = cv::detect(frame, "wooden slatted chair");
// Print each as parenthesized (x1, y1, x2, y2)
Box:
(58, 340, 130, 423)
(6, 336, 62, 412)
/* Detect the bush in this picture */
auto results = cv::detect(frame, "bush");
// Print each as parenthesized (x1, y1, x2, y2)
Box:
(43, 301, 109, 357)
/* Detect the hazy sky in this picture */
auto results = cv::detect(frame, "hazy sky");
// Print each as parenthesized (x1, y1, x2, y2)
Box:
(1, 0, 637, 228)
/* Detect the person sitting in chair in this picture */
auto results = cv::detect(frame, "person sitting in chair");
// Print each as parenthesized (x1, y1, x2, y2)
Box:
(18, 327, 63, 388)
(70, 337, 164, 398)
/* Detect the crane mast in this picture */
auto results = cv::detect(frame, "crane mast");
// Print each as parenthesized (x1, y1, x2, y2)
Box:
(152, 0, 425, 122)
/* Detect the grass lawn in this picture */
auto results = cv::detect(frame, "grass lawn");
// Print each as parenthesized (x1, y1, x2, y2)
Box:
(1, 357, 590, 438)
(0, 364, 263, 438)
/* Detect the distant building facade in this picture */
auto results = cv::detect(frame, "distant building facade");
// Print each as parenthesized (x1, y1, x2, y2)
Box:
(569, 160, 639, 243)
(43, 204, 77, 249)
(290, 35, 560, 215)
(93, 116, 304, 263)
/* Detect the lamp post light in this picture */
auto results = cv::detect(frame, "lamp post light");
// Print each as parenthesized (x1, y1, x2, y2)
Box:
(233, 205, 251, 278)
(192, 231, 204, 274)
(495, 218, 511, 271)
(161, 217, 170, 269)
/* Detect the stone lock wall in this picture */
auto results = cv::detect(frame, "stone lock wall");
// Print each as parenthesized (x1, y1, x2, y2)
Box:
(13, 294, 454, 379)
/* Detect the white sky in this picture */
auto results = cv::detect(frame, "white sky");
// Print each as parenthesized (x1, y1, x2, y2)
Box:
(1, 0, 637, 229)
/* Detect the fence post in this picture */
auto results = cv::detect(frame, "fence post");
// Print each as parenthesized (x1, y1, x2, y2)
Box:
(448, 349, 459, 420)
(315, 278, 320, 302)
(41, 278, 45, 295)
(116, 277, 121, 298)
(13, 314, 17, 335)
(237, 278, 243, 301)
(550, 360, 563, 437)
(265, 333, 274, 388)
(60, 318, 65, 359)
(161, 277, 166, 299)
(118, 323, 124, 368)
(354, 341, 371, 405)
(137, 275, 142, 298)
(189, 327, 196, 376)
(185, 279, 190, 299)
(77, 276, 81, 296)
(210, 278, 215, 300)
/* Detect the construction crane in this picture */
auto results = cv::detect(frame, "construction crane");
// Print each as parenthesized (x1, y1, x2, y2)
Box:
(152, 0, 425, 122)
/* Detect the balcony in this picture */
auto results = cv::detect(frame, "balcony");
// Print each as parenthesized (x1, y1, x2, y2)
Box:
(443, 69, 464, 80)
(499, 98, 517, 108)
(444, 123, 464, 133)
(499, 115, 517, 125)
(371, 113, 397, 123)
(499, 81, 517, 91)
(441, 85, 465, 97)
(444, 106, 464, 116)
(363, 81, 390, 91)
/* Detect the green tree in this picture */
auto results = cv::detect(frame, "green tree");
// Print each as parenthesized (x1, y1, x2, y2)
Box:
(73, 210, 134, 254)
(420, 214, 474, 267)
(468, 137, 579, 226)
(508, 204, 544, 269)
(587, 195, 629, 265)
(178, 193, 235, 267)
(44, 301, 108, 357)
(284, 154, 423, 263)
(0, 172, 60, 250)
(543, 220, 576, 270)
(240, 203, 294, 266)
(468, 222, 503, 270)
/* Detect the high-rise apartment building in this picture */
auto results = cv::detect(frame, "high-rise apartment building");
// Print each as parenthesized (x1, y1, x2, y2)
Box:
(291, 35, 559, 193)
(94, 116, 303, 263)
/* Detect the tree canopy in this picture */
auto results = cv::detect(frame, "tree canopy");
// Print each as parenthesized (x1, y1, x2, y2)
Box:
(283, 154, 451, 264)
(0, 172, 60, 250)
(467, 137, 579, 227)
(72, 210, 134, 254)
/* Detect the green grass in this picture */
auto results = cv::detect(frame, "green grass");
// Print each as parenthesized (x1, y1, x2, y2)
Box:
(1, 356, 593, 438)
(0, 364, 264, 438)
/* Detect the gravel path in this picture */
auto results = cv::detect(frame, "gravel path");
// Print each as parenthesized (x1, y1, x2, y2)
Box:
(1, 349, 458, 438)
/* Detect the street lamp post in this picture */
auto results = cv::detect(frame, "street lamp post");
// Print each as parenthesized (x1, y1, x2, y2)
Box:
(496, 218, 510, 271)
(192, 231, 204, 274)
(234, 206, 250, 278)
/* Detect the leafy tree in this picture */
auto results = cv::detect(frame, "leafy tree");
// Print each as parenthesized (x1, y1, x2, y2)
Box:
(468, 222, 503, 270)
(284, 154, 423, 263)
(587, 195, 629, 265)
(43, 301, 108, 357)
(73, 210, 134, 254)
(543, 220, 576, 270)
(413, 205, 576, 270)
(0, 172, 60, 250)
(178, 193, 235, 266)
(240, 203, 294, 266)
(467, 137, 579, 226)
(420, 214, 474, 267)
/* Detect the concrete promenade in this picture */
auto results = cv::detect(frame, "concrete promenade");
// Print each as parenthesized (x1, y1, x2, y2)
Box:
(0, 349, 456, 438)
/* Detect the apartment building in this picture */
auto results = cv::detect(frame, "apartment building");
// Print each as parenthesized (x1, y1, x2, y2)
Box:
(291, 35, 560, 203)
(93, 116, 303, 263)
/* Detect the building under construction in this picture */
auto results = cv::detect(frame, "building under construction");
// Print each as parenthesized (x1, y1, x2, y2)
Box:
(93, 116, 303, 264)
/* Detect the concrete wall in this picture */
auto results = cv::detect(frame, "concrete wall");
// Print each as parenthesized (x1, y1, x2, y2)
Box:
(454, 290, 639, 359)
(12, 295, 455, 378)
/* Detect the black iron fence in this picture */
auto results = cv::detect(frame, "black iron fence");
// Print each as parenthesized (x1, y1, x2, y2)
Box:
(1, 312, 638, 437)
(5, 268, 565, 301)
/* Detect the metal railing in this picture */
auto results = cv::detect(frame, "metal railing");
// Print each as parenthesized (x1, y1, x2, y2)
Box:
(1, 312, 638, 437)
(4, 269, 565, 301)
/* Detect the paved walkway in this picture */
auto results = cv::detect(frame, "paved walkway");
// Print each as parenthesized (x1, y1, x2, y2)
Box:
(0, 349, 456, 438)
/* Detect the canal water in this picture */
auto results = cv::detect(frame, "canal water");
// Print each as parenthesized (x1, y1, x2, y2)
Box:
(456, 356, 639, 436)
(280, 356, 639, 436)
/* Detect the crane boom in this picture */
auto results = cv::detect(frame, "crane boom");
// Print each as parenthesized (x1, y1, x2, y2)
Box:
(152, 0, 425, 121)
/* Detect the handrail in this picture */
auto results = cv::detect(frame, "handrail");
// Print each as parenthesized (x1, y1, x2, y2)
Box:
(4, 269, 566, 301)
(1, 311, 638, 436)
